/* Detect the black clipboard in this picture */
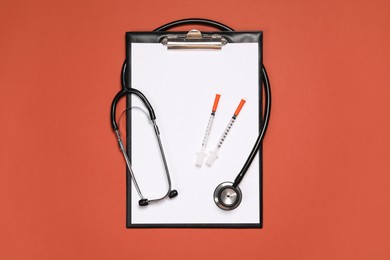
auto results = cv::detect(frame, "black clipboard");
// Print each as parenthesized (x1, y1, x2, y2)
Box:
(123, 19, 264, 228)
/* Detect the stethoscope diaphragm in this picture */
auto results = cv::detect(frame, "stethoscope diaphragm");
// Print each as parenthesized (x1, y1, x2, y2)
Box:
(213, 182, 242, 210)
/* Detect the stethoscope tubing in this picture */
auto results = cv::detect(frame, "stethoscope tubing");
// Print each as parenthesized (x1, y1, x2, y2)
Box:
(233, 66, 271, 187)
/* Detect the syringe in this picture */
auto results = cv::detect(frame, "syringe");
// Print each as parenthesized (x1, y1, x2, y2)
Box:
(196, 94, 221, 167)
(206, 99, 246, 166)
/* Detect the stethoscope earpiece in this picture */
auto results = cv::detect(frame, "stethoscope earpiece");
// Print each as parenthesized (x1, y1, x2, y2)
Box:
(139, 199, 149, 206)
(138, 190, 179, 207)
(214, 182, 242, 210)
(168, 189, 179, 198)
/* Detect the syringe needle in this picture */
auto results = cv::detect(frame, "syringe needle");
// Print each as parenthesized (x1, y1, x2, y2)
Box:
(196, 94, 221, 167)
(206, 99, 246, 167)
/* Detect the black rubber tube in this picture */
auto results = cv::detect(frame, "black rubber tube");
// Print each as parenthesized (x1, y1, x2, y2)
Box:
(233, 66, 271, 187)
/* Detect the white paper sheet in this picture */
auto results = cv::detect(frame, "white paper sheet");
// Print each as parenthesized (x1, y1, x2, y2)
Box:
(130, 42, 261, 225)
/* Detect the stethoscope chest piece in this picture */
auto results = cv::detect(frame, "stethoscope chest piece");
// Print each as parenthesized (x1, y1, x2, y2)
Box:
(213, 182, 242, 210)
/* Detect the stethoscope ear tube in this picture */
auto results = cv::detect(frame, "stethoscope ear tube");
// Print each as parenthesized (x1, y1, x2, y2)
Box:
(110, 88, 156, 131)
(111, 87, 178, 206)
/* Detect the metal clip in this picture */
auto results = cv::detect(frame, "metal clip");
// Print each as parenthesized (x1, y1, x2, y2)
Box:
(161, 29, 227, 50)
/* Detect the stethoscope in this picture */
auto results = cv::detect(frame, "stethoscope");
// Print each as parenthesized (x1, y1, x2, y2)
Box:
(111, 87, 178, 206)
(111, 18, 271, 210)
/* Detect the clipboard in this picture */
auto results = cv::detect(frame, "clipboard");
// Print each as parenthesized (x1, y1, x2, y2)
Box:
(123, 19, 266, 228)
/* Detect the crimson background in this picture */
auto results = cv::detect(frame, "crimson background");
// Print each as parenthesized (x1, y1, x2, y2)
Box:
(1, 0, 389, 259)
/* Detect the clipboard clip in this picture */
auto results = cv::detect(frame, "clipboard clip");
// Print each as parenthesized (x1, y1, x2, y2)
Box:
(161, 29, 228, 50)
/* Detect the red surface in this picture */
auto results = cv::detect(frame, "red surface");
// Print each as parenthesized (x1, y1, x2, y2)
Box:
(1, 0, 389, 259)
